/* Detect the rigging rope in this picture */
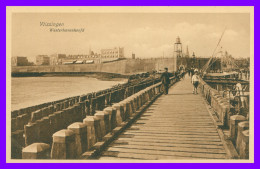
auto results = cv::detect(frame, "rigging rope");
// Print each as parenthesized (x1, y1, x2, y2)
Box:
(202, 28, 226, 72)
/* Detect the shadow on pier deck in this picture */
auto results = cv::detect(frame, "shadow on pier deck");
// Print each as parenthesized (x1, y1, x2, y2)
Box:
(98, 75, 231, 160)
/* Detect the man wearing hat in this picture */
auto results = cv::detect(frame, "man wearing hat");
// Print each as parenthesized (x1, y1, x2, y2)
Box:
(161, 67, 170, 95)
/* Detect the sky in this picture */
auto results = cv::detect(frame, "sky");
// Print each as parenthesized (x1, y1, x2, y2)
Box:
(12, 12, 250, 62)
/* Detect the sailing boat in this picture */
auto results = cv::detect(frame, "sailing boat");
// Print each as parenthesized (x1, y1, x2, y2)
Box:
(200, 29, 249, 114)
(201, 28, 246, 80)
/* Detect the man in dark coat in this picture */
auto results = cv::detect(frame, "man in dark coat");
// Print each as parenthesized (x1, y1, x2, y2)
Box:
(161, 67, 170, 95)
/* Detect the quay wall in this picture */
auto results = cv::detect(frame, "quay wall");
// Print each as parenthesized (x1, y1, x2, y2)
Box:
(12, 58, 177, 75)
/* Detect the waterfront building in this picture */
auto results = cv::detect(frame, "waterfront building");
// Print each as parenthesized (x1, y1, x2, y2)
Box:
(66, 54, 100, 60)
(11, 56, 33, 66)
(50, 54, 66, 65)
(101, 47, 124, 58)
(48, 47, 125, 65)
(36, 55, 50, 65)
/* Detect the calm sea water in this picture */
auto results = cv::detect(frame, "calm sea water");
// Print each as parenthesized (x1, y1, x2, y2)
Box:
(11, 77, 126, 111)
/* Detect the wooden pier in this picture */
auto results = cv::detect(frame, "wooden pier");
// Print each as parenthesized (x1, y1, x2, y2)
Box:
(19, 74, 249, 160)
(99, 75, 229, 160)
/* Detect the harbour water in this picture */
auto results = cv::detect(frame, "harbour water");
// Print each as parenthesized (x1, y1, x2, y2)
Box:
(11, 76, 126, 111)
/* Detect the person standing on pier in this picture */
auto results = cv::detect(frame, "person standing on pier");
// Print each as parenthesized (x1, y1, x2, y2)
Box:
(190, 68, 195, 83)
(161, 67, 170, 95)
(191, 69, 200, 94)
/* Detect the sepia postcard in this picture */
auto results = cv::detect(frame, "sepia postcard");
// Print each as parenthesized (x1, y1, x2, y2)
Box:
(6, 6, 254, 163)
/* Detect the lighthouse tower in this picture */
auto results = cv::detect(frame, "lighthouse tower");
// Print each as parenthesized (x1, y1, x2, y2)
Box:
(174, 36, 183, 58)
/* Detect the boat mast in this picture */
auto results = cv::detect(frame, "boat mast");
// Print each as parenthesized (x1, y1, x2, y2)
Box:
(202, 28, 226, 73)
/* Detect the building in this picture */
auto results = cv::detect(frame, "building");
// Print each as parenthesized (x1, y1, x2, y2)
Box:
(47, 47, 125, 65)
(11, 56, 33, 66)
(66, 54, 100, 60)
(101, 47, 124, 58)
(36, 55, 50, 65)
(221, 51, 239, 71)
(50, 54, 66, 65)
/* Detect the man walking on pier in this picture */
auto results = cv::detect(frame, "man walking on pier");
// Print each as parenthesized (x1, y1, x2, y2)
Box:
(161, 67, 170, 95)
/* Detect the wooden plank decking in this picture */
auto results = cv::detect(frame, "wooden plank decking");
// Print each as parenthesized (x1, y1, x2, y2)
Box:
(99, 75, 228, 160)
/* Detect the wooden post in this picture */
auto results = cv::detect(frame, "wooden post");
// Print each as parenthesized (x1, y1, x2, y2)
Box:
(31, 110, 42, 123)
(85, 100, 91, 116)
(239, 130, 249, 159)
(24, 123, 38, 146)
(11, 130, 24, 159)
(236, 121, 249, 154)
(54, 111, 63, 131)
(93, 116, 102, 142)
(112, 103, 123, 126)
(83, 116, 97, 150)
(94, 111, 106, 138)
(51, 129, 76, 159)
(119, 102, 127, 121)
(125, 99, 133, 118)
(68, 122, 88, 157)
(91, 98, 97, 115)
(230, 115, 246, 145)
(104, 107, 117, 131)
(41, 116, 52, 144)
(22, 143, 50, 159)
(11, 118, 17, 132)
(128, 97, 136, 115)
(79, 102, 86, 120)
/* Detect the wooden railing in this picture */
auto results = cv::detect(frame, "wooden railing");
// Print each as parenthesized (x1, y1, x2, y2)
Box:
(199, 78, 249, 159)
